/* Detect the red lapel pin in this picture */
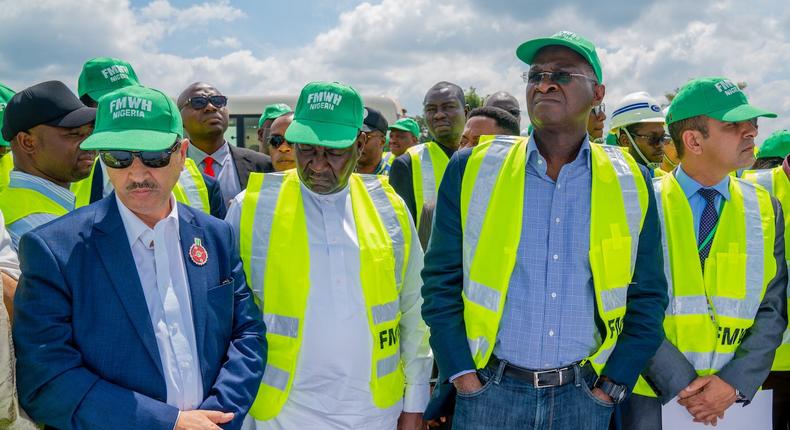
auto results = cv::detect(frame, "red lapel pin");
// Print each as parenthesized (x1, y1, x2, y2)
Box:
(189, 238, 208, 266)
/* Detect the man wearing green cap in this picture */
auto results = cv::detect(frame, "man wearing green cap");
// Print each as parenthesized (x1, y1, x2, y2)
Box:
(388, 117, 420, 157)
(0, 83, 14, 191)
(78, 57, 141, 107)
(13, 84, 266, 430)
(390, 81, 468, 228)
(257, 103, 292, 154)
(422, 31, 668, 429)
(226, 81, 431, 429)
(741, 129, 790, 430)
(625, 77, 787, 429)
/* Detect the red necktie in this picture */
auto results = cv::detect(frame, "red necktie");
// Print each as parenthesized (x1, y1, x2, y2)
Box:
(203, 157, 216, 177)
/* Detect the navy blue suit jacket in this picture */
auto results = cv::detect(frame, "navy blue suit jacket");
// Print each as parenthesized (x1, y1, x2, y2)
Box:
(12, 196, 266, 430)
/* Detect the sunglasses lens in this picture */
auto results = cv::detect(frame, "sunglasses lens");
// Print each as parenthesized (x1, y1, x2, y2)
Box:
(268, 135, 286, 148)
(209, 95, 228, 108)
(139, 150, 172, 168)
(190, 96, 209, 110)
(101, 151, 133, 168)
(527, 73, 542, 84)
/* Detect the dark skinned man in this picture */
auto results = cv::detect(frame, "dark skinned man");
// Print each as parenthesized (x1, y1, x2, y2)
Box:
(459, 106, 520, 149)
(609, 91, 670, 175)
(267, 112, 295, 172)
(625, 77, 786, 429)
(257, 103, 292, 155)
(421, 31, 667, 429)
(588, 102, 606, 143)
(0, 81, 95, 251)
(356, 107, 392, 175)
(483, 91, 522, 127)
(388, 118, 420, 157)
(226, 81, 430, 430)
(389, 81, 468, 227)
(178, 82, 273, 208)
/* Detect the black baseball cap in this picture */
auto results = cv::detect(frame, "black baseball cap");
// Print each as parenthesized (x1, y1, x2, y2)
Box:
(362, 106, 388, 134)
(2, 80, 96, 141)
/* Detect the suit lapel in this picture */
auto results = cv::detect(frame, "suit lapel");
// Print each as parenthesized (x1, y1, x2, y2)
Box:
(93, 197, 165, 380)
(178, 206, 209, 368)
(229, 145, 251, 189)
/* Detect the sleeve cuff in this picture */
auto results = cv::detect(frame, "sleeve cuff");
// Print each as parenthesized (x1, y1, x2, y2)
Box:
(403, 383, 430, 413)
(449, 369, 476, 383)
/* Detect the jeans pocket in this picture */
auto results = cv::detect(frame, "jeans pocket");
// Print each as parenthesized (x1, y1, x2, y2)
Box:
(579, 373, 615, 408)
(456, 368, 494, 399)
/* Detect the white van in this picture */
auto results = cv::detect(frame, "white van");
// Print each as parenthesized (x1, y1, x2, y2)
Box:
(224, 94, 405, 150)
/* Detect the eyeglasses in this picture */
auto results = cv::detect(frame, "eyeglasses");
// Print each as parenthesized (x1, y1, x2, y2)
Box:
(267, 134, 290, 148)
(592, 103, 606, 116)
(100, 141, 181, 169)
(628, 131, 672, 146)
(522, 71, 597, 86)
(180, 95, 228, 110)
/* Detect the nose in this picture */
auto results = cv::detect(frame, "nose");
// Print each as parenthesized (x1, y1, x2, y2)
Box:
(278, 142, 292, 153)
(741, 120, 758, 139)
(533, 75, 559, 93)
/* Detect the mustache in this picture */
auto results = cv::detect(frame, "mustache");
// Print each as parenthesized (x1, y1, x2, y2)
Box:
(126, 180, 158, 191)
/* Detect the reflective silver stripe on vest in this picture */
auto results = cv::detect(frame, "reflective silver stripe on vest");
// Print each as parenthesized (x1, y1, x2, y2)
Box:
(782, 326, 790, 345)
(264, 313, 299, 338)
(467, 336, 490, 362)
(600, 287, 628, 313)
(600, 145, 643, 273)
(262, 364, 290, 391)
(668, 295, 710, 315)
(683, 351, 735, 372)
(461, 136, 520, 312)
(593, 345, 614, 365)
(376, 353, 400, 377)
(652, 178, 676, 315)
(371, 300, 399, 325)
(178, 170, 207, 212)
(751, 170, 774, 194)
(361, 175, 406, 287)
(248, 174, 286, 300)
(736, 180, 766, 318)
(415, 144, 437, 207)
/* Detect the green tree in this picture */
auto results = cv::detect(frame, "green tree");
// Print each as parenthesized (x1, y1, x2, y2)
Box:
(465, 86, 483, 109)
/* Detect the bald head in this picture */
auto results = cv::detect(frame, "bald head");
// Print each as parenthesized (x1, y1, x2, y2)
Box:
(484, 91, 521, 125)
(177, 82, 220, 108)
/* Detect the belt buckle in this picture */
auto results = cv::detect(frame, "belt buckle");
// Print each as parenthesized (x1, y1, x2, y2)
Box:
(533, 368, 562, 388)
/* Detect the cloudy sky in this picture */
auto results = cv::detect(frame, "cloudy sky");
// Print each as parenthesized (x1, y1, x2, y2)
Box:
(2, 0, 789, 139)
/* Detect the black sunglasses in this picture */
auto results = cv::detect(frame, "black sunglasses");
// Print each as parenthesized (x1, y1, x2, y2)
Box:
(180, 95, 228, 110)
(100, 141, 181, 169)
(267, 134, 290, 148)
(522, 71, 597, 86)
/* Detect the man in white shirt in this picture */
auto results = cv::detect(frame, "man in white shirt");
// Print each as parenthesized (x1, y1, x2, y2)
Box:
(228, 81, 432, 430)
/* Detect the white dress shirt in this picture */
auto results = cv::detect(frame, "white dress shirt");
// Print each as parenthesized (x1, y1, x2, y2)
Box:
(227, 183, 432, 430)
(116, 194, 203, 411)
(0, 210, 20, 280)
(188, 141, 241, 206)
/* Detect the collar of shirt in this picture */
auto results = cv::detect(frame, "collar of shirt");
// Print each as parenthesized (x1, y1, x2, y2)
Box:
(300, 180, 350, 209)
(187, 140, 231, 167)
(9, 171, 75, 211)
(525, 133, 592, 177)
(116, 193, 180, 250)
(675, 165, 731, 201)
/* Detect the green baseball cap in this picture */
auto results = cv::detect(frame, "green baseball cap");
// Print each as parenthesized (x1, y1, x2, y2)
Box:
(756, 130, 790, 159)
(516, 31, 603, 83)
(666, 77, 777, 125)
(257, 103, 292, 128)
(80, 85, 182, 152)
(388, 118, 420, 138)
(78, 57, 140, 102)
(285, 81, 364, 148)
(0, 83, 15, 146)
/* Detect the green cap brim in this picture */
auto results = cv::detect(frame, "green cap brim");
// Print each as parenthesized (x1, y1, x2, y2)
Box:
(516, 38, 601, 82)
(81, 129, 180, 151)
(285, 119, 359, 148)
(707, 103, 777, 123)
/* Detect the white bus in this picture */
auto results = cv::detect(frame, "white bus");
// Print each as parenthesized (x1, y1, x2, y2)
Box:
(223, 94, 405, 150)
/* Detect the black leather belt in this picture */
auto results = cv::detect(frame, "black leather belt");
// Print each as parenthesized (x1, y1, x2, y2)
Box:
(488, 356, 585, 388)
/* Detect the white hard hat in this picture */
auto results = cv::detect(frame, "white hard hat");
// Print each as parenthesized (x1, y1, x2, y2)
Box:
(609, 91, 665, 131)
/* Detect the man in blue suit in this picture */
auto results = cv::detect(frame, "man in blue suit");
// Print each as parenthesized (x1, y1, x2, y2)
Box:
(12, 85, 266, 430)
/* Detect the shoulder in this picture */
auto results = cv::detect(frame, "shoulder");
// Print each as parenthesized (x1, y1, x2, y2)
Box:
(181, 203, 232, 234)
(230, 145, 272, 168)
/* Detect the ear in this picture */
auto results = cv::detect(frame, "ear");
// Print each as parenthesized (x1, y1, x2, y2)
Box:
(12, 131, 36, 156)
(593, 83, 606, 106)
(682, 129, 704, 156)
(616, 131, 629, 147)
(355, 132, 367, 154)
(257, 128, 265, 141)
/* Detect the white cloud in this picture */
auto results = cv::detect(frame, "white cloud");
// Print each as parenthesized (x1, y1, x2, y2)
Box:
(0, 0, 788, 138)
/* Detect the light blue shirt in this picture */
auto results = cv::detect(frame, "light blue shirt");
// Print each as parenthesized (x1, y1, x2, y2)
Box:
(673, 165, 730, 235)
(493, 135, 599, 370)
(6, 171, 75, 250)
(188, 141, 241, 205)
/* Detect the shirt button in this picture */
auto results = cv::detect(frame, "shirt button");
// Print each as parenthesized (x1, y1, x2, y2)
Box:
(537, 159, 543, 165)
(551, 292, 557, 298)
(557, 184, 562, 189)
(555, 217, 560, 224)
(553, 254, 559, 261)
(549, 330, 555, 337)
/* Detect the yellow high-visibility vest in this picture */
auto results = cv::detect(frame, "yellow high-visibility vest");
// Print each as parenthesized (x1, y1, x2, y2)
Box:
(459, 136, 648, 374)
(743, 166, 790, 371)
(72, 158, 210, 213)
(240, 170, 413, 420)
(634, 173, 776, 396)
(407, 141, 449, 228)
(0, 154, 12, 191)
(0, 186, 69, 226)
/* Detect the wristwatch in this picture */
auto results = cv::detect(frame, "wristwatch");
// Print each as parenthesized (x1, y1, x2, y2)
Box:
(735, 389, 747, 403)
(594, 377, 628, 404)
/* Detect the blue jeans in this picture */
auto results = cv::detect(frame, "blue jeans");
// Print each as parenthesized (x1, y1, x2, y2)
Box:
(453, 360, 614, 429)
